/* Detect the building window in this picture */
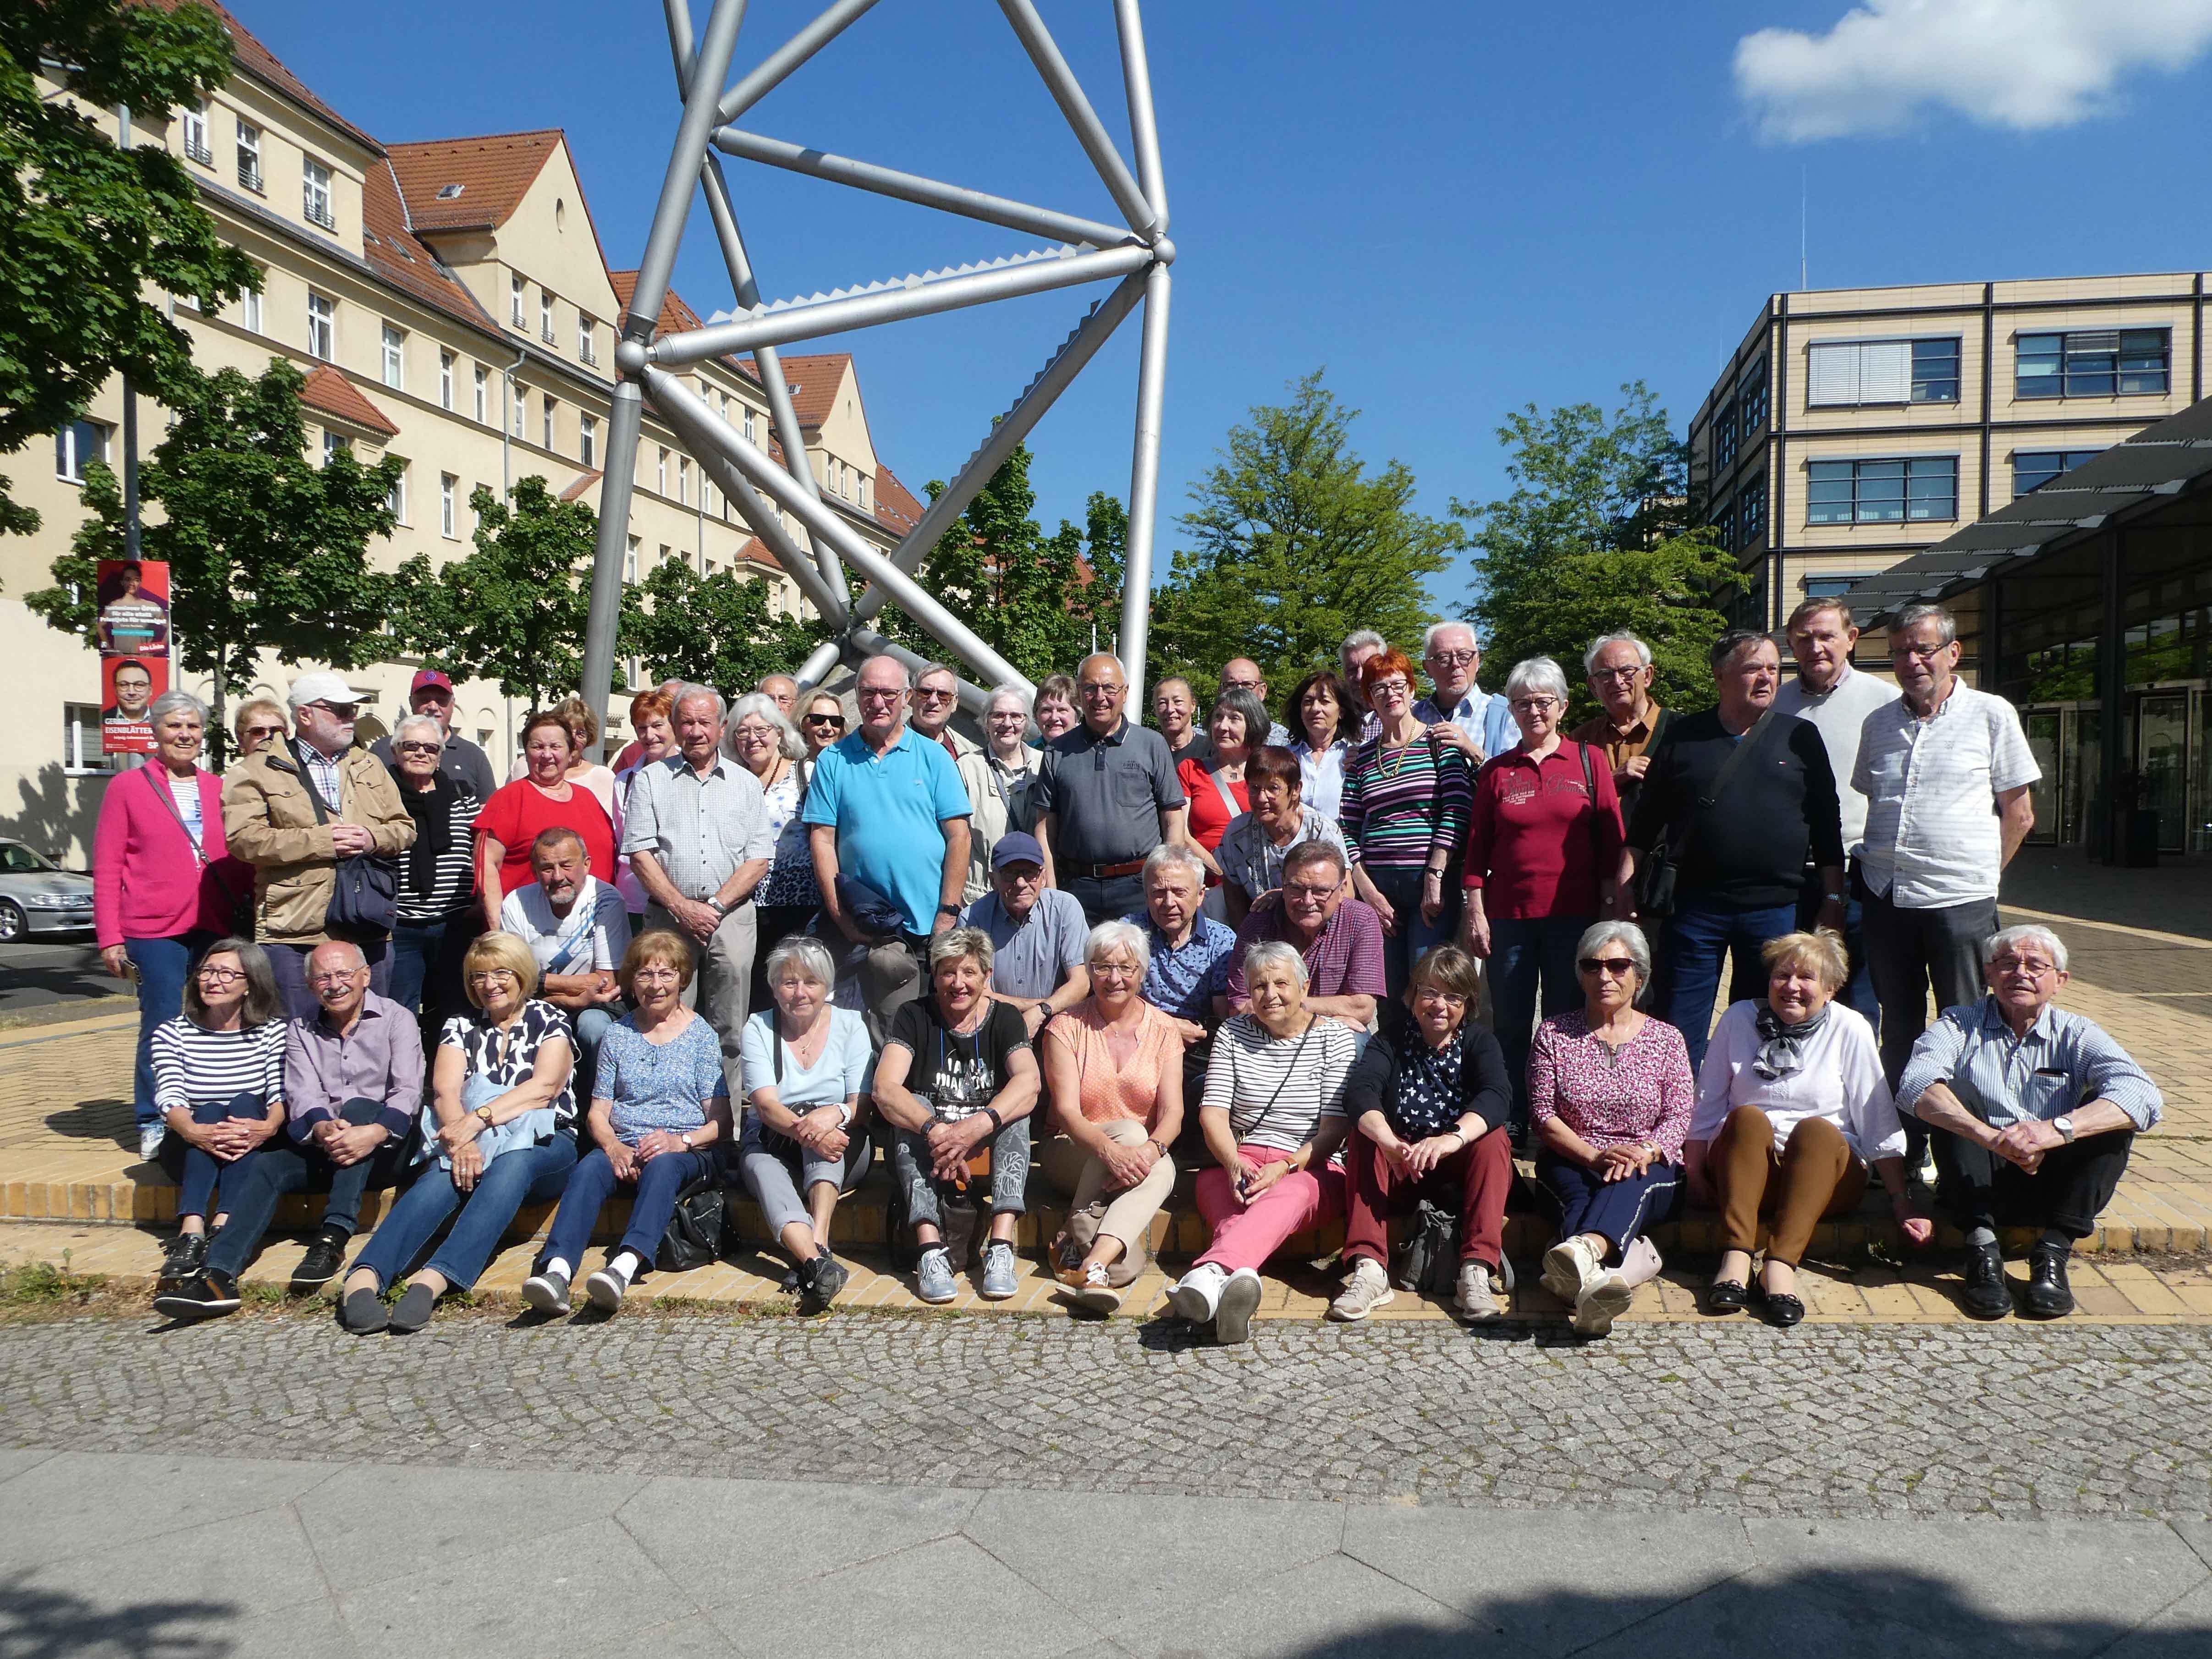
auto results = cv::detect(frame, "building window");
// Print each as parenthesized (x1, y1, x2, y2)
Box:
(743, 409, 757, 444)
(1802, 575, 1871, 600)
(540, 290, 555, 344)
(510, 274, 525, 328)
(440, 473, 458, 538)
(303, 157, 335, 231)
(55, 419, 108, 483)
(236, 120, 262, 192)
(542, 396, 556, 450)
(658, 543, 671, 570)
(2017, 329, 2170, 399)
(2013, 449, 2107, 496)
(385, 462, 407, 523)
(1739, 359, 1769, 435)
(1713, 401, 1738, 469)
(439, 351, 455, 411)
(473, 364, 488, 423)
(306, 291, 334, 361)
(511, 382, 525, 439)
(625, 536, 639, 584)
(239, 276, 261, 335)
(578, 314, 597, 364)
(657, 447, 668, 494)
(64, 705, 122, 775)
(322, 430, 350, 462)
(859, 474, 871, 512)
(1739, 477, 1766, 549)
(1708, 496, 1734, 549)
(677, 456, 690, 506)
(1807, 338, 1961, 407)
(182, 102, 211, 167)
(380, 324, 405, 390)
(1807, 456, 1958, 525)
(579, 413, 597, 468)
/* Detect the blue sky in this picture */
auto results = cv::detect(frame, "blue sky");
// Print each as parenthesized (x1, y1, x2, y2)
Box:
(234, 0, 2212, 611)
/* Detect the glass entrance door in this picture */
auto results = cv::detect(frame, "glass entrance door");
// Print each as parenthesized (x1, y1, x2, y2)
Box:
(2135, 692, 2189, 853)
(2022, 712, 2062, 845)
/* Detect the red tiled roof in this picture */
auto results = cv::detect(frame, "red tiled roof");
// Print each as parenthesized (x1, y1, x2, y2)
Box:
(873, 464, 924, 536)
(300, 364, 398, 438)
(387, 130, 563, 233)
(560, 469, 602, 503)
(767, 353, 853, 428)
(362, 159, 497, 332)
(141, 3, 383, 155)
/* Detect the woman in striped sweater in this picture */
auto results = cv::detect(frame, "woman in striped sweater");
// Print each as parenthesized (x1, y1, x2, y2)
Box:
(150, 938, 288, 1290)
(1339, 650, 1474, 1000)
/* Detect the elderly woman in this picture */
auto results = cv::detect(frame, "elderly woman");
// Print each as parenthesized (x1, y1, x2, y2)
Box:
(1690, 929, 1928, 1326)
(1169, 941, 1360, 1345)
(736, 934, 874, 1313)
(1178, 688, 1267, 897)
(1040, 920, 1185, 1314)
(338, 932, 578, 1334)
(94, 688, 252, 1160)
(149, 938, 286, 1289)
(231, 698, 289, 759)
(1030, 672, 1078, 746)
(386, 713, 481, 1031)
(477, 710, 616, 927)
(873, 926, 1041, 1304)
(798, 691, 847, 760)
(521, 931, 728, 1316)
(1331, 945, 1515, 1323)
(1216, 745, 1350, 928)
(1285, 670, 1358, 821)
(551, 694, 619, 817)
(1462, 655, 1629, 1142)
(1341, 650, 1473, 1000)
(957, 684, 1044, 903)
(726, 692, 820, 1014)
(1528, 922, 1694, 1337)
(613, 688, 677, 924)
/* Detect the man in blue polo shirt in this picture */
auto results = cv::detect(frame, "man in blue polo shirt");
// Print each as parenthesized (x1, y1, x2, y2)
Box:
(804, 654, 972, 1042)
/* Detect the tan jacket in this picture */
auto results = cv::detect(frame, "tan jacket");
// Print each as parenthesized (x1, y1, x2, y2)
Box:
(220, 743, 414, 946)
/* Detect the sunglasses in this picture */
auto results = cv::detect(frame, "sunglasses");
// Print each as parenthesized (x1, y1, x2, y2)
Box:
(241, 724, 285, 740)
(1579, 956, 1638, 976)
(804, 713, 846, 728)
(395, 741, 440, 755)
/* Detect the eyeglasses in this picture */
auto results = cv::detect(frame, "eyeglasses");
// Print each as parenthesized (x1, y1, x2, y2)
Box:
(242, 724, 285, 740)
(632, 967, 682, 984)
(1078, 681, 1122, 697)
(1412, 984, 1468, 1007)
(1590, 665, 1643, 683)
(912, 688, 957, 704)
(306, 702, 360, 720)
(1991, 955, 2058, 977)
(1892, 641, 1950, 661)
(1426, 648, 1478, 666)
(1369, 676, 1411, 697)
(195, 966, 245, 985)
(803, 713, 846, 728)
(1579, 956, 1638, 977)
(1090, 961, 1140, 981)
(467, 970, 519, 986)
(1222, 677, 1262, 691)
(1508, 696, 1559, 714)
(395, 741, 440, 755)
(308, 969, 364, 987)
(1282, 882, 1338, 902)
(855, 688, 904, 704)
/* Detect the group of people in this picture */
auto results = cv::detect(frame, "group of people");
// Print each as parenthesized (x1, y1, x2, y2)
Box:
(93, 595, 2161, 1338)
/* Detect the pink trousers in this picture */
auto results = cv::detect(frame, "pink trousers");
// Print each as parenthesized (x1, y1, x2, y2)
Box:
(1193, 1142, 1347, 1274)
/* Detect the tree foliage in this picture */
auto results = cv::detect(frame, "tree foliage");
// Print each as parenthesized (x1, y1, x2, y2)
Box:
(1456, 383, 1746, 718)
(622, 555, 829, 703)
(25, 358, 402, 759)
(0, 0, 259, 535)
(1148, 370, 1449, 700)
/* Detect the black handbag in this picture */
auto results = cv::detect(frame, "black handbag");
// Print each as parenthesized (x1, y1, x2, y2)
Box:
(1634, 708, 1774, 922)
(1390, 1198, 1460, 1297)
(292, 753, 401, 934)
(655, 1159, 726, 1272)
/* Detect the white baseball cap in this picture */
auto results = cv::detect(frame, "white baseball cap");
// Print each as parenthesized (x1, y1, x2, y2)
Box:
(286, 670, 376, 710)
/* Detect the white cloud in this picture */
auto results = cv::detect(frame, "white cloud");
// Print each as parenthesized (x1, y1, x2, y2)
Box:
(1736, 0, 2212, 141)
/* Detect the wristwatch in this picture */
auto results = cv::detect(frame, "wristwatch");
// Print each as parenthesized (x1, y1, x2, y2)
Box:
(475, 1104, 495, 1127)
(706, 897, 728, 918)
(937, 902, 961, 917)
(2052, 1114, 2076, 1143)
(679, 1130, 696, 1150)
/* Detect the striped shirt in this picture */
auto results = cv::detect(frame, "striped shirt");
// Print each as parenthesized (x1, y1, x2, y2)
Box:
(1897, 995, 2163, 1133)
(150, 1016, 287, 1116)
(1852, 681, 2041, 909)
(397, 791, 480, 922)
(1337, 731, 1471, 872)
(1201, 1012, 1355, 1151)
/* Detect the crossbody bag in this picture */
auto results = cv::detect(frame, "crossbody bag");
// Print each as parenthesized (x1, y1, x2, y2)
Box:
(1634, 709, 1782, 921)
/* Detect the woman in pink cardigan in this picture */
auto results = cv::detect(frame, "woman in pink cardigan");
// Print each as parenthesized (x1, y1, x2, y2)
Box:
(94, 689, 249, 1161)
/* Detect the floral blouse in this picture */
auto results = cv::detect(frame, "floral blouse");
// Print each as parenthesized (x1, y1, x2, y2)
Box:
(439, 1000, 578, 1130)
(759, 760, 818, 908)
(1526, 1009, 1694, 1160)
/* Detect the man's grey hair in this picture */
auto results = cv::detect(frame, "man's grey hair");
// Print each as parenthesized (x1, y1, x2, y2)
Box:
(1242, 939, 1310, 988)
(1983, 923, 2068, 975)
(915, 660, 962, 690)
(1583, 631, 1653, 674)
(1893, 601, 1958, 647)
(1422, 619, 1478, 658)
(1142, 842, 1208, 889)
(1709, 628, 1780, 675)
(1086, 919, 1151, 979)
(1503, 656, 1571, 708)
(671, 682, 725, 721)
(1786, 595, 1858, 634)
(723, 691, 805, 762)
(392, 713, 445, 748)
(764, 934, 838, 992)
(857, 655, 913, 689)
(1575, 920, 1651, 985)
(1340, 629, 1387, 664)
(927, 925, 995, 974)
(1282, 838, 1348, 884)
(147, 688, 208, 728)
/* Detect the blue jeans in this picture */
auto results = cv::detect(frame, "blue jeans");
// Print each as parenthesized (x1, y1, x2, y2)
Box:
(169, 1091, 270, 1220)
(1536, 1152, 1684, 1262)
(126, 933, 215, 1129)
(1652, 899, 1798, 1077)
(571, 1006, 615, 1105)
(539, 1143, 718, 1270)
(1798, 873, 1878, 1025)
(1488, 915, 1590, 1135)
(206, 1098, 414, 1279)
(1368, 866, 1459, 1002)
(352, 1135, 577, 1292)
(390, 914, 470, 1028)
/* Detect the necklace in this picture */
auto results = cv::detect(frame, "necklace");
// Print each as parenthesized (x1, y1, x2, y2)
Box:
(1375, 726, 1424, 781)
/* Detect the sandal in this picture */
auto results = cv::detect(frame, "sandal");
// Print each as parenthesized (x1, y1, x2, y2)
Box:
(1703, 1280, 1748, 1315)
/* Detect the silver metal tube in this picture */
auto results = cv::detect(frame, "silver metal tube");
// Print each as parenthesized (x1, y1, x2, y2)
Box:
(794, 638, 843, 693)
(849, 627, 991, 717)
(662, 0, 696, 82)
(715, 0, 882, 124)
(645, 368, 1032, 695)
(1118, 260, 1171, 709)
(711, 127, 1133, 250)
(850, 269, 1146, 626)
(1113, 0, 1168, 233)
(649, 242, 1151, 365)
(581, 379, 648, 761)
(624, 0, 748, 343)
(996, 0, 1160, 239)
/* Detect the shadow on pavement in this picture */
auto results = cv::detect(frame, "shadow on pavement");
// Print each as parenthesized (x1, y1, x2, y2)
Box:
(0, 1574, 237, 1659)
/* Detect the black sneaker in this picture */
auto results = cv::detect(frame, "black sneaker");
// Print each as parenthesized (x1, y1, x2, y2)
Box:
(802, 1252, 848, 1313)
(2020, 1243, 2074, 1319)
(153, 1270, 241, 1321)
(1960, 1240, 2011, 1320)
(161, 1231, 209, 1284)
(292, 1231, 348, 1289)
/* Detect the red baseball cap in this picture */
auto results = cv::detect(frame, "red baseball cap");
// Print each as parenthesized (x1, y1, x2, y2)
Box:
(410, 669, 454, 695)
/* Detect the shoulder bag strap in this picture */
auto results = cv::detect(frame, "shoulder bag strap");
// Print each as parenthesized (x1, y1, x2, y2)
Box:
(1659, 708, 1773, 874)
(1206, 765, 1242, 820)
(141, 763, 209, 867)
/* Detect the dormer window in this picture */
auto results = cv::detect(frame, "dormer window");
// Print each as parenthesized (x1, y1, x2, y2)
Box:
(436, 182, 464, 200)
(303, 157, 335, 231)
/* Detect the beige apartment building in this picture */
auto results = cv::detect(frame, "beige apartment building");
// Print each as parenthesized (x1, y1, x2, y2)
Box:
(1691, 272, 2210, 641)
(4, 6, 924, 862)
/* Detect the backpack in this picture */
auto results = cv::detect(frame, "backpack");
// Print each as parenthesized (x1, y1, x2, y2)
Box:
(1390, 1198, 1460, 1297)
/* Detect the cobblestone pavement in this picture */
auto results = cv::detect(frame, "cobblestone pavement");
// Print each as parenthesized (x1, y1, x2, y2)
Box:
(7, 1309, 2210, 1522)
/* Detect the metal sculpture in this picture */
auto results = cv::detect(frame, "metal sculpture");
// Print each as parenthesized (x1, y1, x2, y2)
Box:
(581, 0, 1175, 739)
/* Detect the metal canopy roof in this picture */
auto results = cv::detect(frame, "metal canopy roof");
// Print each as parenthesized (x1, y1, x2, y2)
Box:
(1842, 395, 2212, 615)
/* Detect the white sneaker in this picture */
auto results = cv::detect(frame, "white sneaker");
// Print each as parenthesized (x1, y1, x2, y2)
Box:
(1541, 1236, 1601, 1304)
(1167, 1262, 1227, 1324)
(1215, 1267, 1264, 1345)
(1072, 1262, 1122, 1316)
(1573, 1269, 1634, 1338)
(1456, 1259, 1502, 1321)
(138, 1121, 167, 1162)
(1328, 1257, 1394, 1322)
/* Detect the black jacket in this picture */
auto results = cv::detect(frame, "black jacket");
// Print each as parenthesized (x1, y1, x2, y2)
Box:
(1344, 1007, 1513, 1141)
(1626, 707, 1845, 910)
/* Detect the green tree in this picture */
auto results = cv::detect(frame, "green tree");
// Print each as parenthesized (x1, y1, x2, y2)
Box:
(623, 555, 828, 702)
(1456, 383, 1745, 717)
(1148, 370, 1450, 699)
(388, 476, 601, 712)
(25, 358, 402, 759)
(0, 0, 259, 535)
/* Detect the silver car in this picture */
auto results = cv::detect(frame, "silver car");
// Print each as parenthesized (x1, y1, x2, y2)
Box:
(0, 840, 96, 940)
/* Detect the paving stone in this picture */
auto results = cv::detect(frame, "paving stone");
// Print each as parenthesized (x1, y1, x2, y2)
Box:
(17, 1501, 331, 1621)
(0, 1449, 340, 1569)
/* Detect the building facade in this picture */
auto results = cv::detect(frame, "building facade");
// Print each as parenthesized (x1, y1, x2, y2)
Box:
(5, 5, 925, 862)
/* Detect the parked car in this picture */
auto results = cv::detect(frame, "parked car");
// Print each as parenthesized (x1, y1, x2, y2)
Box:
(0, 840, 95, 941)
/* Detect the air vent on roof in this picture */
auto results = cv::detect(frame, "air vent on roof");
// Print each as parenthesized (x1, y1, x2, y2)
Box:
(436, 183, 464, 200)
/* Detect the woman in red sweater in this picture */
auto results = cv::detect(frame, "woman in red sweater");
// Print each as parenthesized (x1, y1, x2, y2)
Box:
(1176, 687, 1268, 919)
(1460, 657, 1630, 1140)
(475, 710, 616, 927)
(93, 689, 251, 1160)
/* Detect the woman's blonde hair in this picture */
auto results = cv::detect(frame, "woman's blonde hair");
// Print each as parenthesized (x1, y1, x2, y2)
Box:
(462, 931, 540, 1005)
(1762, 928, 1848, 994)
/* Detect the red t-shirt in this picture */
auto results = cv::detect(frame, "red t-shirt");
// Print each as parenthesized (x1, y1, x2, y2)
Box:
(474, 779, 617, 896)
(1462, 742, 1624, 920)
(1177, 757, 1250, 853)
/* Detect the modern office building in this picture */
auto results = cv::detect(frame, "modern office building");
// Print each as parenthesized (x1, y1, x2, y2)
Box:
(4, 5, 926, 861)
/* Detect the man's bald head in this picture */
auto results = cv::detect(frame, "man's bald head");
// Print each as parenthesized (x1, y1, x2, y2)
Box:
(1076, 654, 1128, 735)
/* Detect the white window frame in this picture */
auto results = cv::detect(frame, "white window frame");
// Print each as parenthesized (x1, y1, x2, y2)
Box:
(182, 101, 211, 166)
(380, 323, 405, 390)
(439, 351, 455, 411)
(322, 429, 349, 462)
(542, 396, 556, 451)
(64, 704, 120, 776)
(677, 455, 690, 506)
(578, 313, 596, 364)
(235, 120, 261, 192)
(657, 448, 669, 494)
(579, 413, 598, 468)
(624, 536, 639, 584)
(239, 278, 262, 335)
(385, 461, 408, 524)
(440, 472, 458, 539)
(306, 291, 334, 361)
(743, 409, 757, 443)
(540, 290, 555, 344)
(55, 419, 108, 483)
(473, 363, 489, 424)
(510, 273, 525, 328)
(511, 381, 526, 439)
(303, 157, 335, 231)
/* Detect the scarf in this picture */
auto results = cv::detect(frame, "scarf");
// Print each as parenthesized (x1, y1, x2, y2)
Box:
(397, 769, 459, 899)
(1752, 1002, 1830, 1081)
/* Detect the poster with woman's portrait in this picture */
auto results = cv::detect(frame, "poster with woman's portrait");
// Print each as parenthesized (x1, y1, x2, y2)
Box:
(96, 559, 170, 654)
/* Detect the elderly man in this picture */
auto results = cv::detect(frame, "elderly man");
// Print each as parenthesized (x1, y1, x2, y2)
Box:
(758, 674, 800, 720)
(154, 940, 424, 1319)
(1151, 676, 1213, 769)
(1340, 630, 1387, 740)
(1036, 653, 1188, 926)
(805, 654, 973, 1042)
(1219, 658, 1293, 746)
(909, 661, 980, 765)
(500, 826, 630, 1093)
(624, 683, 774, 1062)
(1856, 602, 2040, 1118)
(222, 670, 415, 1020)
(1120, 842, 1239, 1121)
(1627, 630, 1844, 1075)
(1415, 621, 1519, 768)
(960, 832, 1090, 1037)
(1570, 632, 1669, 824)
(370, 669, 496, 799)
(1900, 924, 2160, 1321)
(1223, 840, 1384, 1032)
